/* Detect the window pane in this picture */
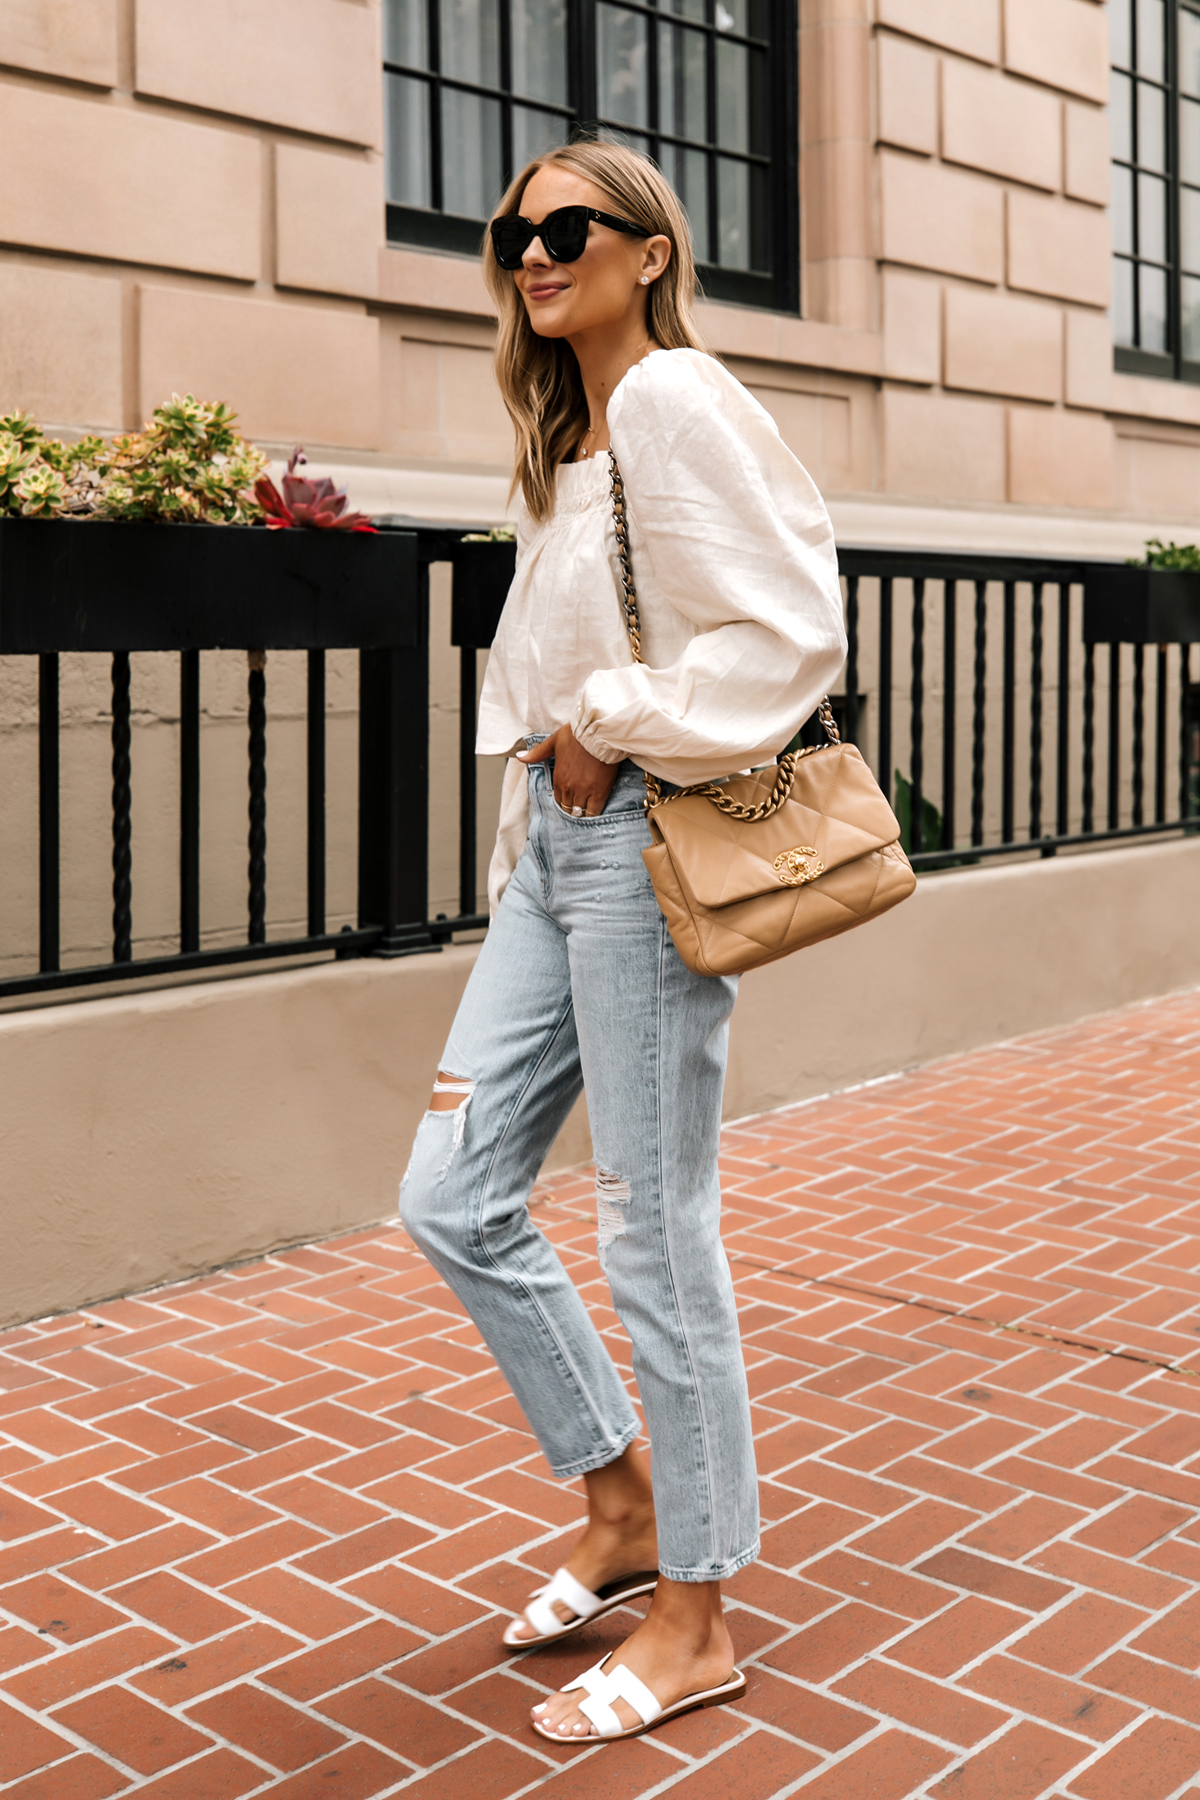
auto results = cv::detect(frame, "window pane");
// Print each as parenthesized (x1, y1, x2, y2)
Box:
(1139, 261, 1168, 351)
(659, 22, 707, 143)
(717, 156, 767, 270)
(714, 0, 770, 34)
(1182, 8, 1200, 99)
(1112, 164, 1134, 255)
(1138, 171, 1168, 261)
(440, 0, 500, 86)
(385, 72, 432, 206)
(1183, 186, 1200, 273)
(717, 41, 766, 153)
(1110, 70, 1132, 161)
(665, 0, 706, 19)
(384, 0, 429, 68)
(597, 5, 649, 128)
(1110, 0, 1132, 70)
(1137, 80, 1166, 171)
(1183, 274, 1200, 359)
(1113, 257, 1136, 346)
(661, 142, 710, 260)
(1137, 0, 1165, 80)
(512, 0, 568, 105)
(441, 88, 502, 217)
(512, 103, 568, 168)
(1183, 96, 1200, 185)
(718, 156, 749, 267)
(598, 123, 651, 156)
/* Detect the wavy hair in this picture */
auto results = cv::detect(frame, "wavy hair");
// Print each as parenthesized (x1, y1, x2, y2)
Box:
(484, 141, 704, 524)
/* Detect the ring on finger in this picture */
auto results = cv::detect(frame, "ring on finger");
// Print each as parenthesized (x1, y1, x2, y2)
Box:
(571, 803, 584, 816)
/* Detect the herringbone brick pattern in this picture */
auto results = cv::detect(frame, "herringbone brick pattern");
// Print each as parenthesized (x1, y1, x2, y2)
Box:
(1, 988, 1199, 1797)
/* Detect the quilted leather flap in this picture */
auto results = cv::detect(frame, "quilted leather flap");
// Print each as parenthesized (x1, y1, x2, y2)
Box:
(648, 744, 902, 909)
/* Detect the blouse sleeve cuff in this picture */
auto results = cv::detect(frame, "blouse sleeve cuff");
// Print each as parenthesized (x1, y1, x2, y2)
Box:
(572, 706, 625, 765)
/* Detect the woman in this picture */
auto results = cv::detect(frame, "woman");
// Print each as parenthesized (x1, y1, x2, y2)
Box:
(400, 141, 845, 1743)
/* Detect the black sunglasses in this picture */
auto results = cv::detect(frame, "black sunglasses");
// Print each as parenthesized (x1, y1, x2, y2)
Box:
(490, 205, 649, 270)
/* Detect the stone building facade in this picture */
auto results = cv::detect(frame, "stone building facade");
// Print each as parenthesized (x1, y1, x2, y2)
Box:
(0, 0, 1194, 553)
(2, 0, 1197, 978)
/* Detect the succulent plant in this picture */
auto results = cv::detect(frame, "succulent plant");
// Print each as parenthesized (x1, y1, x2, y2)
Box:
(0, 397, 268, 524)
(0, 401, 373, 532)
(100, 394, 267, 524)
(0, 429, 38, 509)
(254, 448, 376, 532)
(15, 464, 67, 517)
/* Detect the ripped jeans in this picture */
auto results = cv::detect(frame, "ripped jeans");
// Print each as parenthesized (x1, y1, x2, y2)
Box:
(399, 756, 759, 1582)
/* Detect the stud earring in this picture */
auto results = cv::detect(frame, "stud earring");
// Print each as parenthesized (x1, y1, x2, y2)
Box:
(640, 275, 649, 285)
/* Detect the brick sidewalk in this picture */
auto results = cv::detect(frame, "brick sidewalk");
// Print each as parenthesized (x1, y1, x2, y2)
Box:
(1, 988, 1199, 1798)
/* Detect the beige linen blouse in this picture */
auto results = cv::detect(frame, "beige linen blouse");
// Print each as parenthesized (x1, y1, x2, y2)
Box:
(478, 347, 847, 911)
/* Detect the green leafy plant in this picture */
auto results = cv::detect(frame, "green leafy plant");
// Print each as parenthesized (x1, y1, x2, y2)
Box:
(894, 770, 943, 856)
(1134, 538, 1200, 570)
(101, 395, 267, 524)
(0, 397, 268, 524)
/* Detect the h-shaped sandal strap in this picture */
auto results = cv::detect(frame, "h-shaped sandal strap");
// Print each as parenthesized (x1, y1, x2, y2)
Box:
(522, 1566, 603, 1639)
(567, 1658, 662, 1736)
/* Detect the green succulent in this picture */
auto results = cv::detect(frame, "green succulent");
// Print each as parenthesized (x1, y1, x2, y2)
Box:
(16, 464, 67, 517)
(99, 394, 268, 524)
(1137, 537, 1200, 570)
(0, 432, 37, 509)
(0, 411, 45, 453)
(0, 396, 267, 523)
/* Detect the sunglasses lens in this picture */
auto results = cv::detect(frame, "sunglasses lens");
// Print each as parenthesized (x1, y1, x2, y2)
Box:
(544, 208, 588, 262)
(491, 218, 531, 268)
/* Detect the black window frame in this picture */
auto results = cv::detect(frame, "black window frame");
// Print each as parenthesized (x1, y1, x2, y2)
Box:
(1112, 0, 1200, 383)
(383, 0, 799, 315)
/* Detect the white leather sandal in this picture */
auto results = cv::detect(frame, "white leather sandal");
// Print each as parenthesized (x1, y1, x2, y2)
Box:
(502, 1566, 659, 1650)
(532, 1652, 747, 1741)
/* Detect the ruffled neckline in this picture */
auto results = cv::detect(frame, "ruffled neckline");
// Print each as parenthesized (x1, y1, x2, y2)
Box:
(551, 451, 610, 516)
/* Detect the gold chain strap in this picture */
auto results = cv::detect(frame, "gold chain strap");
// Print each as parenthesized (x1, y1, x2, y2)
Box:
(607, 450, 840, 818)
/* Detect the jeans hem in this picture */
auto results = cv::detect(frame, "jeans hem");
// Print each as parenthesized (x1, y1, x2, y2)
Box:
(548, 1418, 641, 1481)
(657, 1540, 760, 1584)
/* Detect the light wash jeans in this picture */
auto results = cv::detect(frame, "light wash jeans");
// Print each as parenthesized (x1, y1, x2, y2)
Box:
(399, 755, 759, 1582)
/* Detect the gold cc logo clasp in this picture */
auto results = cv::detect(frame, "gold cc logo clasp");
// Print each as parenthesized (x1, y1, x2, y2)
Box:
(772, 845, 825, 887)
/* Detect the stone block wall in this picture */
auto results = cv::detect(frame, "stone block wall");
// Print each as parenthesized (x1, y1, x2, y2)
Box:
(1, 0, 1198, 983)
(873, 0, 1115, 512)
(0, 0, 1197, 535)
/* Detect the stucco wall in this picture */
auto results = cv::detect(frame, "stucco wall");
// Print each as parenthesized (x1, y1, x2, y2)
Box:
(3, 835, 1197, 1328)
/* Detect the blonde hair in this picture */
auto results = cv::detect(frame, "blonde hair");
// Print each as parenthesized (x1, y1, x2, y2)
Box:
(484, 141, 705, 523)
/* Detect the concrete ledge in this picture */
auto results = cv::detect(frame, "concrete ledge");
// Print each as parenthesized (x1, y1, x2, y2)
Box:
(2, 837, 1197, 1326)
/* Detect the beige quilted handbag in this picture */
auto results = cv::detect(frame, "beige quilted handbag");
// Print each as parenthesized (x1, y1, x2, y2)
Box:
(609, 454, 916, 977)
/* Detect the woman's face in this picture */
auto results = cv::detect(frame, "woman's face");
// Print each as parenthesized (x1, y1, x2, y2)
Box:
(510, 165, 671, 340)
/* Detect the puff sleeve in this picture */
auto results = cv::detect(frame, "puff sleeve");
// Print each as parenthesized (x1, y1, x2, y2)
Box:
(570, 350, 846, 785)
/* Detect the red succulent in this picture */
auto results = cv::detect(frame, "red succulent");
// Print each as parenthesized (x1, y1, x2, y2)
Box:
(254, 448, 376, 531)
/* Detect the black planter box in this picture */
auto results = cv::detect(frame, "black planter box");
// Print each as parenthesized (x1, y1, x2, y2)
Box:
(0, 517, 420, 653)
(1083, 563, 1200, 644)
(449, 537, 517, 649)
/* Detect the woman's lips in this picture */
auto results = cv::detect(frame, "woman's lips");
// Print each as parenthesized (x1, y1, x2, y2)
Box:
(526, 282, 568, 300)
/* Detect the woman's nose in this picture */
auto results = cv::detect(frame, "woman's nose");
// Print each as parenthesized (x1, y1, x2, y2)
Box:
(522, 231, 552, 270)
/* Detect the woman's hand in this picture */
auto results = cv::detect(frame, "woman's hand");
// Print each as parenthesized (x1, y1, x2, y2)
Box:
(518, 726, 619, 817)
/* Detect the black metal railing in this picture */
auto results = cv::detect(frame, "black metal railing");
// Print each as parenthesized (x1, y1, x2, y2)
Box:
(0, 531, 1196, 1004)
(833, 551, 1199, 871)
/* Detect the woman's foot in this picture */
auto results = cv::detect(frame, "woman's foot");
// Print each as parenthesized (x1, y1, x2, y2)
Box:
(531, 1577, 734, 1738)
(507, 1444, 658, 1645)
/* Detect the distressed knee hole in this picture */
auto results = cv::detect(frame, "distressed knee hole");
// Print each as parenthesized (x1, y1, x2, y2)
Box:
(428, 1070, 474, 1112)
(595, 1167, 631, 1265)
(401, 1072, 475, 1196)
